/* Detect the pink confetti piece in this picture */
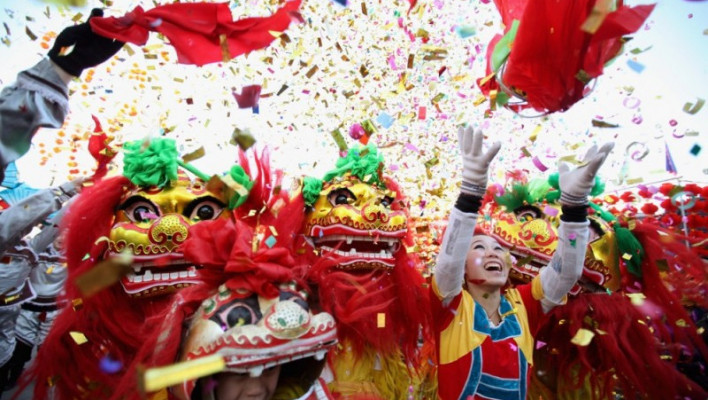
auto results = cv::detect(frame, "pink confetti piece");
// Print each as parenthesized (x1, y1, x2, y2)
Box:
(404, 143, 420, 152)
(623, 97, 641, 109)
(532, 156, 548, 172)
(544, 205, 559, 217)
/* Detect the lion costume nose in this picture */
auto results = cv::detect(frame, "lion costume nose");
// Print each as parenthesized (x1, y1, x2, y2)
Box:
(148, 214, 190, 251)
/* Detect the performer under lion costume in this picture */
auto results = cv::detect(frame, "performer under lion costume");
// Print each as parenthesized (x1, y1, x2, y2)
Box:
(300, 144, 435, 400)
(103, 146, 338, 400)
(477, 174, 708, 399)
(21, 138, 262, 399)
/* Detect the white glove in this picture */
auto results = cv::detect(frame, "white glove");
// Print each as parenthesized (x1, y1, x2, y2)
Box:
(559, 142, 614, 206)
(458, 126, 501, 197)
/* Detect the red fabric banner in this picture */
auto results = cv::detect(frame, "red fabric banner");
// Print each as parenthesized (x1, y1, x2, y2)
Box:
(90, 1, 301, 66)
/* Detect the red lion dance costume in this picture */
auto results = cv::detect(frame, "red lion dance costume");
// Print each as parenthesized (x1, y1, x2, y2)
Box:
(103, 148, 339, 399)
(300, 144, 435, 399)
(20, 138, 267, 399)
(477, 174, 708, 399)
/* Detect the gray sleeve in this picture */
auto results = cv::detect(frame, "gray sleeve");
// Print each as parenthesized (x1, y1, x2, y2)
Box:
(29, 197, 75, 253)
(432, 207, 478, 302)
(0, 182, 76, 255)
(0, 58, 69, 174)
(539, 220, 590, 312)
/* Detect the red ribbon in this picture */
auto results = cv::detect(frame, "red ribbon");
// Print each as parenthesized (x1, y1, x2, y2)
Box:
(90, 1, 301, 66)
(182, 218, 295, 298)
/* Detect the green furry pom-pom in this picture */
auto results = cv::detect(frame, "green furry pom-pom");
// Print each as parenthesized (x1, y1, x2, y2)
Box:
(322, 144, 385, 188)
(302, 176, 323, 206)
(123, 138, 178, 188)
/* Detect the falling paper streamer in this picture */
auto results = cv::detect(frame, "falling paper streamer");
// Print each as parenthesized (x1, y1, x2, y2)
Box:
(73, 253, 134, 298)
(142, 354, 226, 392)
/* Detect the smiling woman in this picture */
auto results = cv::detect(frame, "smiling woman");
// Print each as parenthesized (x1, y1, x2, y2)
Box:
(430, 127, 610, 400)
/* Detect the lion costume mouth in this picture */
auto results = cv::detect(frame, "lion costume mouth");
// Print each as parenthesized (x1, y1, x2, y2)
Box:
(119, 262, 201, 297)
(306, 225, 405, 269)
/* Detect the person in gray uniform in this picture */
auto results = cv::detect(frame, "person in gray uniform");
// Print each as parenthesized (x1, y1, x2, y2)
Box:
(0, 189, 76, 392)
(2, 207, 71, 391)
(0, 8, 123, 183)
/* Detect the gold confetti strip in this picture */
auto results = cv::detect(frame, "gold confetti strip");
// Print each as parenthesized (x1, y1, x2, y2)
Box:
(142, 354, 226, 393)
(181, 146, 205, 163)
(377, 312, 386, 328)
(627, 292, 645, 306)
(74, 253, 133, 298)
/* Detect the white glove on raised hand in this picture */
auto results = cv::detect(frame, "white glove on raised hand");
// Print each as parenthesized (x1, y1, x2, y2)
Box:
(458, 126, 501, 197)
(559, 142, 614, 206)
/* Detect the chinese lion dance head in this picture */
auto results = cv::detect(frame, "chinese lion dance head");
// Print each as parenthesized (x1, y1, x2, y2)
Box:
(302, 145, 408, 271)
(106, 168, 338, 400)
(478, 174, 708, 399)
(300, 144, 435, 399)
(175, 283, 337, 400)
(24, 138, 267, 399)
(478, 177, 621, 293)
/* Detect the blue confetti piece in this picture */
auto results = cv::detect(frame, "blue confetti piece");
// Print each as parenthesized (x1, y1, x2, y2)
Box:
(690, 143, 701, 156)
(252, 105, 259, 114)
(626, 59, 645, 73)
(455, 25, 476, 38)
(99, 355, 123, 374)
(332, 0, 347, 5)
(376, 112, 394, 129)
(265, 235, 277, 248)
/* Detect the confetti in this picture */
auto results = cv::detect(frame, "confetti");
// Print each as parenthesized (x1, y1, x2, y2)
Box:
(591, 119, 619, 128)
(627, 292, 646, 306)
(74, 253, 133, 298)
(230, 128, 256, 151)
(683, 98, 705, 115)
(570, 328, 595, 346)
(377, 312, 386, 328)
(232, 85, 262, 109)
(142, 354, 226, 393)
(99, 355, 123, 374)
(181, 147, 205, 163)
(532, 156, 548, 172)
(376, 112, 394, 129)
(69, 331, 88, 345)
(626, 59, 645, 73)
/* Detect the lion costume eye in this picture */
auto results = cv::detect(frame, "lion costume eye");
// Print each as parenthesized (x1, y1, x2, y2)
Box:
(328, 188, 356, 206)
(184, 197, 225, 221)
(121, 197, 160, 223)
(514, 205, 542, 222)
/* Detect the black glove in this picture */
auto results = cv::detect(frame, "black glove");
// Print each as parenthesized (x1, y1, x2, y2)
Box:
(48, 8, 124, 77)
